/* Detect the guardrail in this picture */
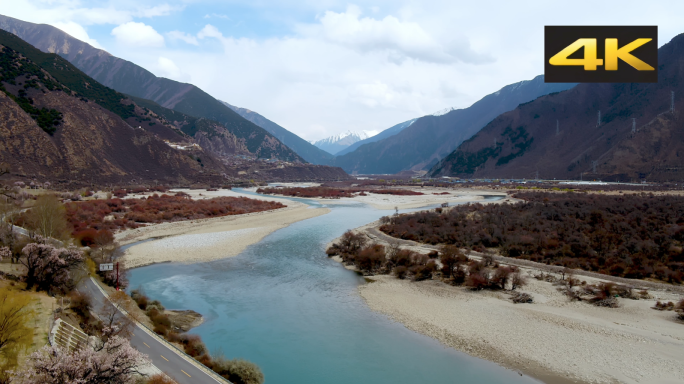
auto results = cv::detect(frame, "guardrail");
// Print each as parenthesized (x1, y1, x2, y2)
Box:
(90, 277, 233, 384)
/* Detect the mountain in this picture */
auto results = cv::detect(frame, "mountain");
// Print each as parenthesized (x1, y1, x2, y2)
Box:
(335, 118, 417, 157)
(0, 14, 303, 162)
(429, 33, 684, 182)
(312, 131, 378, 155)
(220, 101, 334, 164)
(0, 29, 227, 186)
(331, 76, 576, 174)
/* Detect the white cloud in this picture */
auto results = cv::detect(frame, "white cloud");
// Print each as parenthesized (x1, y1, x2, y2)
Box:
(156, 57, 181, 78)
(302, 5, 493, 64)
(204, 13, 230, 20)
(51, 21, 102, 49)
(167, 31, 199, 45)
(111, 22, 165, 48)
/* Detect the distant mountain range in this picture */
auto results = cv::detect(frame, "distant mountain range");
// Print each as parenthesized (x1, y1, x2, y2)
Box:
(335, 119, 417, 157)
(429, 33, 684, 182)
(0, 14, 303, 163)
(220, 101, 334, 164)
(330, 76, 576, 174)
(311, 131, 378, 155)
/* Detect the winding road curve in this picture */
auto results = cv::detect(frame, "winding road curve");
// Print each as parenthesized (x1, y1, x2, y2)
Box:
(78, 278, 231, 384)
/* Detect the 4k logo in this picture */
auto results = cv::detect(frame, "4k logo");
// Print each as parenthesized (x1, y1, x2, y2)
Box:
(545, 26, 657, 83)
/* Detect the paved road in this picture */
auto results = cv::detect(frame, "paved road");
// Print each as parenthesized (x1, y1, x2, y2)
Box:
(78, 278, 228, 384)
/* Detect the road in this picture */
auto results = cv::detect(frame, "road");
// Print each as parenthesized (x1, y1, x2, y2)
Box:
(78, 278, 228, 384)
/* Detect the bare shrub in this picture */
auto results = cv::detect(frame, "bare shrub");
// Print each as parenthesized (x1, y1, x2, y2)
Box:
(510, 292, 533, 304)
(653, 301, 675, 311)
(510, 271, 527, 290)
(594, 297, 619, 308)
(211, 357, 264, 384)
(394, 266, 408, 279)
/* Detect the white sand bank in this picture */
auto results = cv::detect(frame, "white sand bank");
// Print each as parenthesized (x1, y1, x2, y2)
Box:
(360, 274, 684, 384)
(116, 190, 329, 268)
(331, 214, 684, 384)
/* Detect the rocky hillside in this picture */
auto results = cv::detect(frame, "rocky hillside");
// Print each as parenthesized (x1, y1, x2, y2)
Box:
(222, 101, 333, 164)
(429, 33, 684, 182)
(0, 14, 303, 162)
(332, 76, 575, 174)
(0, 33, 226, 186)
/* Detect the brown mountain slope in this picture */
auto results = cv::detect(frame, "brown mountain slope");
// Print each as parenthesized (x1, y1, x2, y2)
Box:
(430, 33, 684, 182)
(0, 44, 225, 186)
(0, 14, 304, 162)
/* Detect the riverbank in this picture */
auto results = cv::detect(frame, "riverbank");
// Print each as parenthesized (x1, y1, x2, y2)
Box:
(117, 192, 329, 268)
(257, 186, 511, 210)
(332, 220, 684, 384)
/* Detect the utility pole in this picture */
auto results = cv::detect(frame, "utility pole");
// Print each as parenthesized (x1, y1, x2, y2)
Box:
(632, 118, 636, 133)
(493, 138, 497, 148)
(536, 170, 539, 180)
(116, 262, 119, 291)
(592, 161, 597, 174)
(556, 120, 559, 136)
(671, 91, 675, 113)
(596, 110, 601, 127)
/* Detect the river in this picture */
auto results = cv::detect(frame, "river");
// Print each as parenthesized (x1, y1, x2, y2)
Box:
(128, 191, 541, 384)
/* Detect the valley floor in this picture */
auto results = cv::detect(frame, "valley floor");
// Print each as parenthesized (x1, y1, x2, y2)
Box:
(117, 189, 329, 268)
(334, 221, 684, 384)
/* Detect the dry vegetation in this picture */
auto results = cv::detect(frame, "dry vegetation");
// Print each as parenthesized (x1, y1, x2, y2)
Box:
(379, 192, 684, 284)
(20, 193, 287, 246)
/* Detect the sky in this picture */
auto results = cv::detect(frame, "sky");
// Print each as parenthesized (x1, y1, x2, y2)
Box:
(2, 0, 684, 141)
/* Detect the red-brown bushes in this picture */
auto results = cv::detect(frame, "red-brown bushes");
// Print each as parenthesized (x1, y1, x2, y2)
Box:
(379, 192, 684, 283)
(63, 194, 285, 234)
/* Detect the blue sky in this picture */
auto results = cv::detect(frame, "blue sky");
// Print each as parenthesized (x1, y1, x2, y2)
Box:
(4, 0, 684, 141)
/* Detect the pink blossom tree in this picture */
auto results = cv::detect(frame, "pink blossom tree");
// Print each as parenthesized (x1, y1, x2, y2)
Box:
(13, 331, 149, 384)
(19, 243, 84, 292)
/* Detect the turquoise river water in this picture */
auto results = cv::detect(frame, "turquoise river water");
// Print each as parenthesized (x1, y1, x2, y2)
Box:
(128, 190, 542, 384)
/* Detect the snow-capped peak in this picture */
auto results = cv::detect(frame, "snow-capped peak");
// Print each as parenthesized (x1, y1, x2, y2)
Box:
(431, 107, 456, 117)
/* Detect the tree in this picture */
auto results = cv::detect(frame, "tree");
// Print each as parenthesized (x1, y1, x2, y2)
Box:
(0, 288, 35, 381)
(439, 245, 463, 278)
(100, 291, 136, 341)
(13, 331, 149, 384)
(25, 195, 70, 240)
(19, 243, 84, 292)
(0, 247, 9, 261)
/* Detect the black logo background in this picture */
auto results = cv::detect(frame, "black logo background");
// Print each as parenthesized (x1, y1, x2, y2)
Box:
(545, 26, 658, 83)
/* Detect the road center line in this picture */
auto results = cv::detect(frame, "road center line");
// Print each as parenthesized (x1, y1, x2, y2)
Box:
(161, 355, 169, 362)
(181, 370, 191, 377)
(143, 342, 150, 348)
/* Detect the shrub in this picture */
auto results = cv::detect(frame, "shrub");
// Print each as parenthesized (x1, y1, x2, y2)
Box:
(653, 301, 675, 311)
(594, 297, 619, 308)
(394, 266, 408, 279)
(144, 374, 178, 384)
(212, 358, 265, 384)
(69, 291, 91, 318)
(510, 292, 533, 304)
(153, 324, 168, 336)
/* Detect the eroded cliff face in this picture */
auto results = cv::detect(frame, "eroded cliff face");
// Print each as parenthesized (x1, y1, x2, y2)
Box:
(0, 86, 225, 185)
